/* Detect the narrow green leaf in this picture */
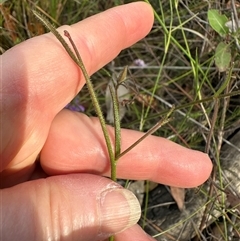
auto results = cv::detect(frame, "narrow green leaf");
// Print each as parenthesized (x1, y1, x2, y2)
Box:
(208, 9, 229, 36)
(215, 42, 231, 72)
(116, 66, 128, 84)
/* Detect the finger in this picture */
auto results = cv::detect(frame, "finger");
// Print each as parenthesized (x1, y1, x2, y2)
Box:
(1, 174, 141, 241)
(1, 2, 154, 172)
(41, 110, 212, 188)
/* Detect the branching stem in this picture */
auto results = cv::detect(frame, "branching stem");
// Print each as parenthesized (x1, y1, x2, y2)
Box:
(32, 10, 116, 179)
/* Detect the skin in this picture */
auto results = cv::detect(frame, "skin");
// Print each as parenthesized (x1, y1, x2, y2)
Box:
(0, 2, 212, 241)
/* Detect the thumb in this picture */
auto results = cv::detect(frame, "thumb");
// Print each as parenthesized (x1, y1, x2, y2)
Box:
(1, 174, 141, 241)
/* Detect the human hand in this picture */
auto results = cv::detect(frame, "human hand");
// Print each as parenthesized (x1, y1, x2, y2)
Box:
(1, 2, 212, 241)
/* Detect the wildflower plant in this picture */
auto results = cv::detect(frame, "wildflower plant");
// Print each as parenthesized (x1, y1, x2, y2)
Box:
(207, 5, 240, 72)
(32, 9, 173, 241)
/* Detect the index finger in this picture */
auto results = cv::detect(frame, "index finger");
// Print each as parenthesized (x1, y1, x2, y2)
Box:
(1, 2, 154, 173)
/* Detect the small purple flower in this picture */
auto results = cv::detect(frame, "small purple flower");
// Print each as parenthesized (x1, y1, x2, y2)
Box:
(65, 98, 85, 112)
(133, 59, 147, 67)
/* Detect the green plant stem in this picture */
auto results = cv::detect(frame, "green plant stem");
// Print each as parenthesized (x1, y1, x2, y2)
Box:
(32, 10, 116, 179)
(118, 106, 174, 159)
(109, 236, 114, 241)
(108, 84, 121, 181)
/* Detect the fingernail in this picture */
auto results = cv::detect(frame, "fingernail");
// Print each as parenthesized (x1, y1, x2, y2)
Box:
(99, 188, 141, 234)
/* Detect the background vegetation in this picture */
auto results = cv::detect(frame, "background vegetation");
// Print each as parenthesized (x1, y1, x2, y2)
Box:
(1, 0, 240, 240)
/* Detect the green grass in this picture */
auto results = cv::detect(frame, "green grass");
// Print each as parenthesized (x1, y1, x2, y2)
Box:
(1, 0, 240, 240)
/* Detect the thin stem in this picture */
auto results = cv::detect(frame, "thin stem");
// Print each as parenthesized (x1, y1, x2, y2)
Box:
(63, 30, 115, 167)
(32, 10, 78, 64)
(118, 106, 175, 159)
(62, 32, 116, 177)
(109, 84, 121, 181)
(32, 10, 115, 179)
(109, 236, 114, 241)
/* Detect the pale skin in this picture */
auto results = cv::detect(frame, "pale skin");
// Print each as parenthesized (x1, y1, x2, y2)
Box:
(1, 2, 212, 241)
